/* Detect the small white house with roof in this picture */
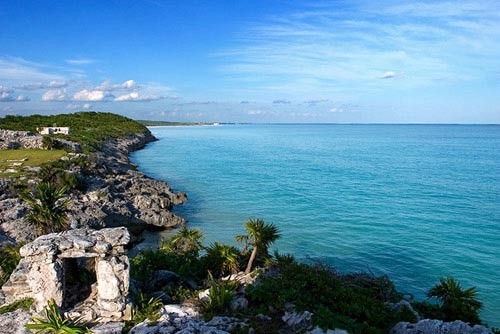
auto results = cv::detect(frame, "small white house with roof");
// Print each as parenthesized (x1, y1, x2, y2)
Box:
(37, 127, 71, 135)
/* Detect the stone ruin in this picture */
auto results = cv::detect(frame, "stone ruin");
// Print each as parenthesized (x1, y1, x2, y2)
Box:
(1, 227, 131, 322)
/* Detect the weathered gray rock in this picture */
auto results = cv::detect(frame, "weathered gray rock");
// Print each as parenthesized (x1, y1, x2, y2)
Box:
(1, 132, 187, 245)
(90, 322, 124, 334)
(307, 327, 350, 334)
(0, 130, 42, 149)
(387, 299, 420, 321)
(390, 319, 493, 334)
(129, 304, 245, 334)
(0, 309, 32, 334)
(282, 311, 313, 330)
(230, 295, 248, 311)
(146, 270, 184, 292)
(2, 228, 130, 322)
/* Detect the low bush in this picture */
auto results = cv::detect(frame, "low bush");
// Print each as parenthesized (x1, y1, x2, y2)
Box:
(0, 298, 33, 314)
(246, 261, 416, 334)
(0, 245, 22, 285)
(25, 299, 89, 334)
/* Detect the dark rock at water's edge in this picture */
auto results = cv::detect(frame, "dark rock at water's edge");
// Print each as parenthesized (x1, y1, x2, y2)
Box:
(0, 130, 187, 245)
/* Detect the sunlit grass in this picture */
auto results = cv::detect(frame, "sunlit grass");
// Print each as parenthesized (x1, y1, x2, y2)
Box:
(0, 149, 67, 177)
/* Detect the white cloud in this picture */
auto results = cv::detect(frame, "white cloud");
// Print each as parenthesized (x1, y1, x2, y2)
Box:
(304, 99, 330, 105)
(0, 56, 64, 82)
(0, 92, 15, 102)
(328, 108, 342, 113)
(381, 71, 397, 79)
(42, 89, 67, 101)
(83, 103, 91, 109)
(0, 91, 29, 102)
(66, 103, 79, 110)
(0, 86, 12, 94)
(247, 109, 264, 115)
(73, 89, 111, 101)
(217, 1, 500, 98)
(95, 80, 137, 91)
(15, 95, 30, 102)
(14, 80, 68, 91)
(65, 58, 96, 65)
(114, 91, 163, 102)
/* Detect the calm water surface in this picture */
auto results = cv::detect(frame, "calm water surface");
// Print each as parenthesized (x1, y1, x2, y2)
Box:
(131, 124, 500, 325)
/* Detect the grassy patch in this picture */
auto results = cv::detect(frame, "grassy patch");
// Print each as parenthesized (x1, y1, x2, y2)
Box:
(0, 149, 67, 177)
(0, 298, 34, 314)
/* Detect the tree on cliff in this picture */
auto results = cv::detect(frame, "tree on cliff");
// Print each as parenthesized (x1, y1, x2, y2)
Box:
(236, 218, 281, 274)
(428, 276, 483, 324)
(23, 182, 70, 235)
(163, 226, 204, 254)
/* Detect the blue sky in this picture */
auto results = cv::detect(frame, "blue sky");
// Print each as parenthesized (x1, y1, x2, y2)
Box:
(1, 0, 499, 123)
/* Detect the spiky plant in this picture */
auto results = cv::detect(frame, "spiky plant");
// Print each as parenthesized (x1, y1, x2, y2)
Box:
(204, 242, 240, 277)
(23, 182, 70, 235)
(428, 277, 483, 324)
(25, 299, 89, 333)
(163, 226, 204, 254)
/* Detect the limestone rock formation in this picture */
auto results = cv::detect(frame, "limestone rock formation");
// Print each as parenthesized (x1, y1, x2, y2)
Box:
(1, 133, 186, 245)
(2, 227, 131, 322)
(390, 319, 493, 334)
(0, 130, 42, 149)
(0, 309, 32, 334)
(129, 304, 246, 334)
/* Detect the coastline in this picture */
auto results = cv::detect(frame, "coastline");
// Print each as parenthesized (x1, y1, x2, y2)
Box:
(0, 129, 188, 245)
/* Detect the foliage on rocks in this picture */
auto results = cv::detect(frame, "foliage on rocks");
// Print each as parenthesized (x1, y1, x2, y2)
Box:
(427, 277, 483, 324)
(246, 260, 416, 334)
(0, 298, 33, 314)
(0, 112, 150, 152)
(22, 182, 70, 235)
(0, 244, 21, 285)
(25, 299, 89, 334)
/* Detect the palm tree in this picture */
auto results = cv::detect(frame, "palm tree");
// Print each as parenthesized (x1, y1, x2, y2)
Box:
(204, 242, 240, 277)
(236, 218, 281, 274)
(428, 276, 482, 324)
(23, 182, 70, 235)
(167, 226, 204, 253)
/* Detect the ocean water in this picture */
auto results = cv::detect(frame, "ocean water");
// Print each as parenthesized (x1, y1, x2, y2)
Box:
(131, 124, 500, 326)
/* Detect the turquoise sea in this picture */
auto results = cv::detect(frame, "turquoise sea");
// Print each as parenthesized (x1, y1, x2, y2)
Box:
(131, 124, 500, 326)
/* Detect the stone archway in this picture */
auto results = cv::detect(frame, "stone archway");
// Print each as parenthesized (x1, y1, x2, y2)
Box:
(2, 227, 131, 322)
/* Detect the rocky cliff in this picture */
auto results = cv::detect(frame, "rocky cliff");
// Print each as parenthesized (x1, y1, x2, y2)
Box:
(0, 130, 187, 245)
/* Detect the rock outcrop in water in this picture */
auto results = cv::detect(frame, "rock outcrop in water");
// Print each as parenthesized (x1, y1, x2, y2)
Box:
(0, 131, 187, 244)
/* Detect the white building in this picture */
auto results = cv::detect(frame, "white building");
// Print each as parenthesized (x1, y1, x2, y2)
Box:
(38, 127, 71, 135)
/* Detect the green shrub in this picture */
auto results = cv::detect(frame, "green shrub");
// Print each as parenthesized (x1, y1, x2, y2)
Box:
(202, 242, 241, 278)
(22, 182, 70, 235)
(201, 273, 237, 320)
(0, 298, 34, 314)
(25, 299, 89, 334)
(427, 277, 483, 324)
(0, 245, 22, 285)
(132, 290, 163, 323)
(122, 291, 164, 334)
(130, 247, 205, 284)
(246, 261, 415, 334)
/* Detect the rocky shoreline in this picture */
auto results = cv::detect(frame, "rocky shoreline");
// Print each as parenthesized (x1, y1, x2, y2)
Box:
(0, 129, 187, 245)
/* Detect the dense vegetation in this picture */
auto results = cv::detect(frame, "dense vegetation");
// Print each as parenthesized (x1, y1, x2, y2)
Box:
(128, 222, 487, 334)
(0, 112, 150, 151)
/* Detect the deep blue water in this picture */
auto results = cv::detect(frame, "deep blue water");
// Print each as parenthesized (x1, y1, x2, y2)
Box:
(131, 124, 500, 326)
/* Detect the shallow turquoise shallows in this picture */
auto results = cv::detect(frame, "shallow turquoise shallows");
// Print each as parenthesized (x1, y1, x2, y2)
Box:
(131, 124, 500, 326)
